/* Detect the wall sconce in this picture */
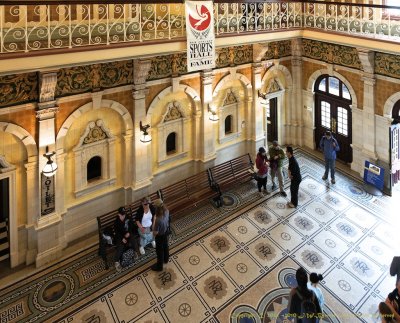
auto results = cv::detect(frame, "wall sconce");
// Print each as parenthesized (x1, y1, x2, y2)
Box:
(208, 105, 219, 122)
(42, 146, 58, 177)
(139, 121, 152, 143)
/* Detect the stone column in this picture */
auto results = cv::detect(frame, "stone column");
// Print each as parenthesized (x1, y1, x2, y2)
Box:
(35, 71, 64, 267)
(200, 70, 216, 162)
(132, 59, 153, 190)
(250, 62, 265, 152)
(355, 49, 377, 174)
(290, 38, 303, 146)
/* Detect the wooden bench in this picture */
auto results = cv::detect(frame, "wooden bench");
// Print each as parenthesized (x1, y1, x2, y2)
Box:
(208, 153, 255, 194)
(159, 170, 221, 220)
(97, 192, 159, 270)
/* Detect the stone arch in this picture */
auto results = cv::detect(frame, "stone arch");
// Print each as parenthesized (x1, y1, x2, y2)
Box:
(0, 122, 37, 158)
(147, 84, 201, 117)
(213, 72, 252, 99)
(261, 64, 293, 90)
(383, 92, 400, 119)
(56, 99, 133, 151)
(307, 69, 358, 108)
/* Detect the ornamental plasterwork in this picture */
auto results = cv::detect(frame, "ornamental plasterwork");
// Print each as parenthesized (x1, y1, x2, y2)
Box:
(302, 39, 362, 70)
(163, 101, 184, 122)
(223, 89, 238, 106)
(263, 40, 292, 60)
(0, 72, 38, 108)
(266, 79, 281, 94)
(375, 52, 400, 79)
(77, 119, 112, 147)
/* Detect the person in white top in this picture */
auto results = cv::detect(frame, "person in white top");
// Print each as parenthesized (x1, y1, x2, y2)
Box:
(135, 197, 156, 255)
(307, 272, 325, 312)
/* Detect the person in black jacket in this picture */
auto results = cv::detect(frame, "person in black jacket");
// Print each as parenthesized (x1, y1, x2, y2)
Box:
(287, 267, 322, 322)
(151, 199, 170, 272)
(114, 207, 136, 271)
(135, 197, 156, 255)
(286, 146, 302, 208)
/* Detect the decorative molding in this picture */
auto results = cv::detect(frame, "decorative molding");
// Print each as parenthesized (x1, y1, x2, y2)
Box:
(263, 40, 292, 60)
(253, 43, 269, 62)
(164, 101, 183, 122)
(223, 89, 238, 106)
(266, 79, 281, 94)
(215, 45, 253, 68)
(0, 72, 38, 108)
(302, 39, 362, 70)
(134, 59, 152, 85)
(147, 54, 187, 81)
(357, 49, 375, 74)
(79, 120, 111, 146)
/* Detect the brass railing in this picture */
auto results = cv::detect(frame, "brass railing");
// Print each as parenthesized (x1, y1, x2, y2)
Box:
(0, 1, 399, 55)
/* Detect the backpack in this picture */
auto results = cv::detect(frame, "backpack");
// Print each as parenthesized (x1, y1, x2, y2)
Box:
(120, 249, 136, 268)
(296, 289, 317, 323)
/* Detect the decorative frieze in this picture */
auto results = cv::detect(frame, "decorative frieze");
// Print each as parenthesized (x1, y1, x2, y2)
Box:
(0, 72, 38, 108)
(263, 40, 292, 60)
(302, 39, 362, 70)
(56, 60, 133, 97)
(164, 101, 183, 122)
(38, 72, 57, 108)
(375, 52, 400, 79)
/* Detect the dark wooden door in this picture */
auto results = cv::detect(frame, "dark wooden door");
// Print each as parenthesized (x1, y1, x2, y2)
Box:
(315, 93, 352, 163)
(0, 178, 10, 263)
(267, 97, 278, 142)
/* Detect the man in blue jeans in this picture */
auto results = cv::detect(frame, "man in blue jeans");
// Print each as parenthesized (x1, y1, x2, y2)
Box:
(319, 131, 340, 184)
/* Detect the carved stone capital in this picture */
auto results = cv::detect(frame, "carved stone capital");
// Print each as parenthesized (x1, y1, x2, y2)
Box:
(201, 70, 214, 85)
(132, 88, 149, 100)
(39, 72, 58, 107)
(357, 49, 375, 74)
(252, 62, 262, 74)
(133, 59, 152, 86)
(291, 58, 303, 67)
(36, 107, 59, 120)
(361, 74, 376, 85)
(291, 38, 303, 57)
(253, 43, 269, 62)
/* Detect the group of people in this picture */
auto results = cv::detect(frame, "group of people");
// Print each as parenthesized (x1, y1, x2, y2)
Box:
(113, 197, 170, 272)
(256, 141, 302, 208)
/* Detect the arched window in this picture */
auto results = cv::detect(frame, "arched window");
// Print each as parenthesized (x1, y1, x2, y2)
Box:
(166, 132, 176, 155)
(87, 156, 101, 181)
(392, 100, 400, 124)
(314, 75, 352, 163)
(225, 115, 233, 134)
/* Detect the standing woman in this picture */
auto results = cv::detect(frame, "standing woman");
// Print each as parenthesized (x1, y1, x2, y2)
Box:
(151, 199, 170, 272)
(135, 197, 156, 255)
(256, 147, 270, 197)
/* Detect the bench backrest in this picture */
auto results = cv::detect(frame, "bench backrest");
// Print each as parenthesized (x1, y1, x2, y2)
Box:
(159, 180, 190, 213)
(209, 153, 253, 185)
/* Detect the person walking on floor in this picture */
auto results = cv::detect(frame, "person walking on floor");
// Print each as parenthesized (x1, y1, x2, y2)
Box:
(268, 140, 287, 197)
(256, 147, 270, 197)
(286, 146, 302, 208)
(319, 131, 340, 184)
(307, 273, 325, 312)
(390, 257, 400, 283)
(151, 199, 170, 272)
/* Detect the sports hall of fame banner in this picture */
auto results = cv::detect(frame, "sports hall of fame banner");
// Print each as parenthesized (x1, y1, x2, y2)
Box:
(185, 1, 215, 72)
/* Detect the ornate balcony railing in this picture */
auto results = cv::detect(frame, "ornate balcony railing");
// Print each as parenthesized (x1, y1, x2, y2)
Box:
(0, 1, 399, 55)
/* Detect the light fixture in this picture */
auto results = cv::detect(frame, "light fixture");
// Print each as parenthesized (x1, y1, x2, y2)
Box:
(208, 105, 219, 122)
(42, 146, 58, 177)
(139, 121, 152, 143)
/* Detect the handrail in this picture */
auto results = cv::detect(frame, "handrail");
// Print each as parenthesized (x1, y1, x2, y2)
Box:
(1, 0, 399, 9)
(0, 1, 400, 56)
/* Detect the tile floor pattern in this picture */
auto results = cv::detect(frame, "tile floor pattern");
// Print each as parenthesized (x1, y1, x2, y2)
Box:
(58, 173, 398, 323)
(0, 150, 399, 323)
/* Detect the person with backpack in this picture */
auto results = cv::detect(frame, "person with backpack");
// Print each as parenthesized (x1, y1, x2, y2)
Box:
(287, 267, 322, 322)
(319, 130, 340, 184)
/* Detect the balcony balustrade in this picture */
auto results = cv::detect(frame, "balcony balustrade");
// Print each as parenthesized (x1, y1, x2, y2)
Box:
(0, 1, 399, 55)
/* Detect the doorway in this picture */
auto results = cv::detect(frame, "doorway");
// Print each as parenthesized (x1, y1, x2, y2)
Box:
(314, 75, 353, 163)
(0, 177, 10, 263)
(266, 97, 278, 142)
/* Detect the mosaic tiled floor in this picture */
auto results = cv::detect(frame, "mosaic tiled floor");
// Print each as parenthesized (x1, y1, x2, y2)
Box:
(0, 150, 399, 323)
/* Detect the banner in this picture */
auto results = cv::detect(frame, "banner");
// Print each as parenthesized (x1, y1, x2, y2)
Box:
(185, 1, 215, 72)
(363, 160, 385, 191)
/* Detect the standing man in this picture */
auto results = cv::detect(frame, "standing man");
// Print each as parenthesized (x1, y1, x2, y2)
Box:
(286, 146, 302, 208)
(269, 140, 287, 197)
(151, 199, 170, 272)
(319, 131, 340, 184)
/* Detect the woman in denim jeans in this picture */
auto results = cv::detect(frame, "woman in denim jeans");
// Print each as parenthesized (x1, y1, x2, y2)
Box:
(135, 197, 156, 255)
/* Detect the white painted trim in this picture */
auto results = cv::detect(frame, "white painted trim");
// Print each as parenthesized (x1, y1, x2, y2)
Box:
(383, 91, 400, 118)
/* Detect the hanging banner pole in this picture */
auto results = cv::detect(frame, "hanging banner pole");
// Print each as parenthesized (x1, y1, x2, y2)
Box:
(185, 0, 215, 72)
